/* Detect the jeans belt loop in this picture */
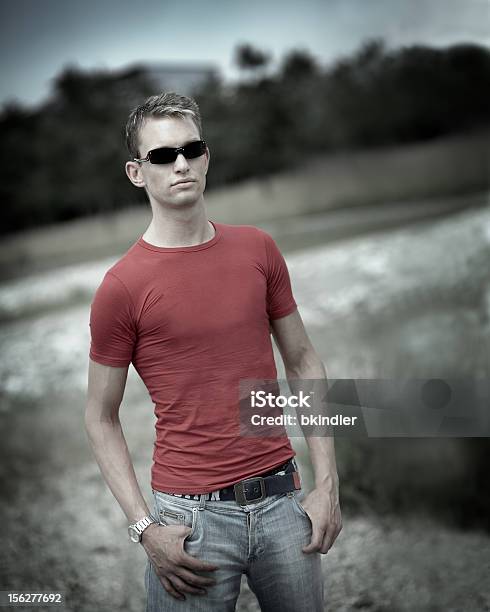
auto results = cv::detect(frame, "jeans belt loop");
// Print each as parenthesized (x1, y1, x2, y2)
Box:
(198, 493, 207, 510)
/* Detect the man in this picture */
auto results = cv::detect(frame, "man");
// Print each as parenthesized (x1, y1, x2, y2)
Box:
(85, 92, 342, 611)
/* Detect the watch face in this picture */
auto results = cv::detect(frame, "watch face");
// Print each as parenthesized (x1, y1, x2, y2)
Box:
(128, 526, 141, 543)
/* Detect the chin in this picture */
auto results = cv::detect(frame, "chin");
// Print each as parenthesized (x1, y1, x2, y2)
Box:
(169, 194, 201, 208)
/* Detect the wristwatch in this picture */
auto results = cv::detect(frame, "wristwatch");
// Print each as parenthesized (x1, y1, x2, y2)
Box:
(128, 515, 157, 543)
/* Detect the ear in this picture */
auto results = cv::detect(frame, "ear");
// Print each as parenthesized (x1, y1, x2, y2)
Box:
(125, 161, 146, 188)
(204, 145, 210, 175)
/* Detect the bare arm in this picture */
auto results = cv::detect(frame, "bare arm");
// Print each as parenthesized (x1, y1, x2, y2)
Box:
(271, 309, 342, 554)
(85, 357, 217, 600)
(84, 358, 151, 523)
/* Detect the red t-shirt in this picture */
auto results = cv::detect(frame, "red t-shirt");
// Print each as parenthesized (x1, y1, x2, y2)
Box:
(89, 221, 297, 493)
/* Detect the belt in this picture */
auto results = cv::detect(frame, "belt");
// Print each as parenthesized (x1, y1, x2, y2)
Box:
(216, 458, 301, 506)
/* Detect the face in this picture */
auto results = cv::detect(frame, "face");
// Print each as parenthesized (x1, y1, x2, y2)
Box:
(125, 115, 209, 209)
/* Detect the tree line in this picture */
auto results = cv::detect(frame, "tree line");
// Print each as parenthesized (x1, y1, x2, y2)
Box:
(1, 39, 489, 235)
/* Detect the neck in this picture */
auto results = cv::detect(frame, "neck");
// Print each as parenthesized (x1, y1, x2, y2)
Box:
(142, 199, 214, 248)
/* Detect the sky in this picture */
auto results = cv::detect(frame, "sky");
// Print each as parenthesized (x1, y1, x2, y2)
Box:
(0, 0, 488, 109)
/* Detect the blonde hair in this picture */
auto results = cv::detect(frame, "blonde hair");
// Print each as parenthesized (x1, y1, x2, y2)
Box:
(125, 92, 203, 158)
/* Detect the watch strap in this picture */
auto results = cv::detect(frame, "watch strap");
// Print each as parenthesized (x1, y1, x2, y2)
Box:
(128, 515, 157, 542)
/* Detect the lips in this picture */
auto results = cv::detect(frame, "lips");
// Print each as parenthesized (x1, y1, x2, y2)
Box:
(172, 179, 196, 186)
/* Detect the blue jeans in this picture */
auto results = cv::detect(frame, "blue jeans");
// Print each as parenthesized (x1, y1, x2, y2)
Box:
(145, 487, 324, 611)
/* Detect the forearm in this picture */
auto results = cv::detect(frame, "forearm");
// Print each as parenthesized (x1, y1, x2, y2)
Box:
(304, 435, 339, 490)
(285, 351, 339, 490)
(85, 412, 151, 523)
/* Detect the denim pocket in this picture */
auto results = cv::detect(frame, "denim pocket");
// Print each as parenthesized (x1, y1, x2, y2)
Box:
(290, 490, 311, 523)
(153, 493, 200, 540)
(159, 508, 186, 526)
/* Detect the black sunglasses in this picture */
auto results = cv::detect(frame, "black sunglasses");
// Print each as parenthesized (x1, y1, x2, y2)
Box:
(134, 140, 207, 164)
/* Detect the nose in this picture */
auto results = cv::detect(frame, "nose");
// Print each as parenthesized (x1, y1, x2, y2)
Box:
(174, 152, 190, 172)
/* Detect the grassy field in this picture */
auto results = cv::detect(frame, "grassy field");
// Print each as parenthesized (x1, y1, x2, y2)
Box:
(0, 126, 488, 280)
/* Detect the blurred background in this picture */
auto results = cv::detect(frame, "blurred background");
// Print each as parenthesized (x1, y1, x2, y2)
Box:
(0, 0, 489, 610)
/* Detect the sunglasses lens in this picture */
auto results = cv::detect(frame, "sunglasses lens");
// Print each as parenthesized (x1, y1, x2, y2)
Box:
(183, 140, 206, 159)
(148, 148, 176, 164)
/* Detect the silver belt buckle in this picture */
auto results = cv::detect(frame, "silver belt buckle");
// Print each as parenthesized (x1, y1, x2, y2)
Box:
(234, 477, 266, 506)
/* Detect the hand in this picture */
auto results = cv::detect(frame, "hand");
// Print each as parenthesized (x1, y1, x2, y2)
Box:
(141, 523, 218, 601)
(299, 484, 342, 555)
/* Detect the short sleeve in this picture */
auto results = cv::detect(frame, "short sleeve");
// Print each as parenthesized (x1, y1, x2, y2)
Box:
(260, 230, 298, 320)
(89, 271, 137, 367)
